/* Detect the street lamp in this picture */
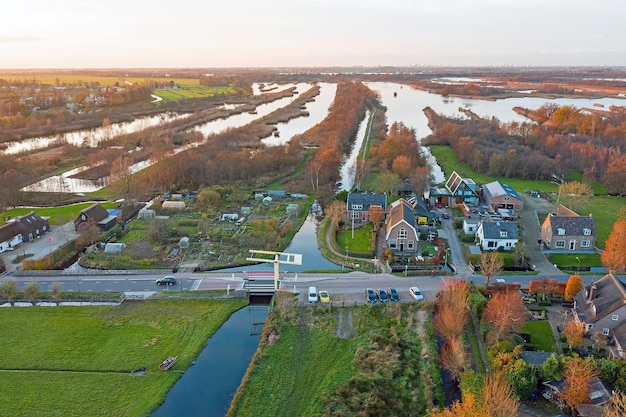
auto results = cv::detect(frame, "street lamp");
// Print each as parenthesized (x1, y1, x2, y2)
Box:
(576, 256, 580, 273)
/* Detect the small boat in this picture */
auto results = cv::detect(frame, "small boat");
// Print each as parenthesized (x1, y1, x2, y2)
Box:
(159, 356, 177, 371)
(273, 130, 280, 137)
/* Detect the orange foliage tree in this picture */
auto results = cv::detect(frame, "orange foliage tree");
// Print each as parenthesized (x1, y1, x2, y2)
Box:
(482, 291, 527, 341)
(564, 275, 583, 301)
(601, 217, 626, 272)
(562, 317, 585, 349)
(440, 336, 466, 382)
(434, 279, 469, 340)
(559, 357, 596, 412)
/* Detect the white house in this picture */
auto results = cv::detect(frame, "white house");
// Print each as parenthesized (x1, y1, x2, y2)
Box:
(476, 220, 519, 251)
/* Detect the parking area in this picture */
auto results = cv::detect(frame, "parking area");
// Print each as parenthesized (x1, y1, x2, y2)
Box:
(295, 286, 434, 307)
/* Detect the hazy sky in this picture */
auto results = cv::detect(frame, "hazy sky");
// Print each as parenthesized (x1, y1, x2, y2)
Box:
(2, 0, 625, 68)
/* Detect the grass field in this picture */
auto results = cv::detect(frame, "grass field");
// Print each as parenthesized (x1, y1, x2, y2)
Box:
(336, 223, 374, 253)
(153, 85, 238, 102)
(0, 299, 248, 417)
(521, 320, 557, 353)
(1, 202, 117, 226)
(228, 302, 442, 417)
(546, 253, 603, 270)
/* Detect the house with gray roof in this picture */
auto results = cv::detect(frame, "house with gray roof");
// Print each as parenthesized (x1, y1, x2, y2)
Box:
(385, 199, 418, 256)
(573, 273, 626, 358)
(482, 181, 524, 210)
(540, 204, 595, 251)
(475, 220, 519, 251)
(346, 192, 387, 224)
(0, 212, 50, 254)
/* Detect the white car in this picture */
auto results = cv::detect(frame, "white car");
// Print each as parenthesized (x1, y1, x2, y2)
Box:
(409, 287, 424, 301)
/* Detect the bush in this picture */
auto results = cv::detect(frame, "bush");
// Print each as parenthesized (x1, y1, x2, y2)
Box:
(461, 234, 476, 243)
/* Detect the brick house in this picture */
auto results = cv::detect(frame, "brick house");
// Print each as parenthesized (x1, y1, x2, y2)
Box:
(385, 199, 419, 256)
(540, 204, 595, 251)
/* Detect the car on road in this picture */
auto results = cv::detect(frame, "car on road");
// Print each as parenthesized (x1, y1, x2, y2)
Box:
(409, 287, 424, 301)
(365, 288, 377, 303)
(319, 290, 330, 304)
(156, 276, 177, 285)
(387, 287, 399, 301)
(376, 289, 389, 302)
(442, 212, 449, 219)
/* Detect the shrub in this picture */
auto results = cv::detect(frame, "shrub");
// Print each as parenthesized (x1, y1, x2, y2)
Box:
(461, 234, 476, 243)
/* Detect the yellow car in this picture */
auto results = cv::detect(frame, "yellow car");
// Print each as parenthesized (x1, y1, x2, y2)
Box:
(319, 290, 330, 304)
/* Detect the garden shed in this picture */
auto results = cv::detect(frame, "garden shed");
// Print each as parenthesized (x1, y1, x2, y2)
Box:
(162, 201, 186, 210)
(104, 243, 126, 253)
(286, 204, 299, 215)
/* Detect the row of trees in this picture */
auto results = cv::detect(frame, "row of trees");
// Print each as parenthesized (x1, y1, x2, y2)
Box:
(422, 101, 626, 194)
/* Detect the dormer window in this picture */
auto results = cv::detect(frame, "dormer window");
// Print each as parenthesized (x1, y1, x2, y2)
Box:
(583, 228, 591, 236)
(500, 230, 508, 238)
(352, 204, 363, 210)
(557, 228, 565, 236)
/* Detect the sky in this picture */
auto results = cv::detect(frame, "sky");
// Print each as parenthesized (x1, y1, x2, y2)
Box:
(2, 0, 626, 69)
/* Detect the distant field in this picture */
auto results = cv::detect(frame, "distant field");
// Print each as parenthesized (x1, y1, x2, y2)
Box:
(153, 85, 238, 102)
(12, 74, 201, 88)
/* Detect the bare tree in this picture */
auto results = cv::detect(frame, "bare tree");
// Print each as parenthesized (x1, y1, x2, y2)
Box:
(479, 251, 504, 288)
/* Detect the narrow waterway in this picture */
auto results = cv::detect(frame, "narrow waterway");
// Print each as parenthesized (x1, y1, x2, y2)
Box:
(151, 304, 269, 417)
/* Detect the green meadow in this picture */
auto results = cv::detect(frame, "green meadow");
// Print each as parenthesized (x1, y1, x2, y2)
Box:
(0, 299, 247, 417)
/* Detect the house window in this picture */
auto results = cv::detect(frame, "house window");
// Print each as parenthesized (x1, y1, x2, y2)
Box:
(487, 241, 496, 248)
(613, 315, 619, 321)
(352, 204, 363, 210)
(506, 242, 512, 247)
(581, 240, 590, 248)
(397, 229, 407, 239)
(555, 240, 565, 248)
(557, 228, 565, 235)
(389, 240, 397, 249)
(583, 228, 591, 236)
(602, 328, 610, 336)
(408, 241, 414, 249)
(500, 230, 508, 238)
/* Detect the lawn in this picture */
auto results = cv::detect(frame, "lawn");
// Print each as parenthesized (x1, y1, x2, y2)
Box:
(0, 299, 248, 416)
(521, 321, 557, 353)
(153, 85, 237, 102)
(547, 253, 603, 271)
(1, 202, 116, 226)
(228, 302, 442, 417)
(336, 223, 374, 253)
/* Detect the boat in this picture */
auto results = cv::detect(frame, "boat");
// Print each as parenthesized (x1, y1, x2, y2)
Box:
(159, 356, 177, 371)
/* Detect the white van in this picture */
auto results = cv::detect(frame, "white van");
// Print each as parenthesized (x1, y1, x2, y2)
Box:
(308, 286, 318, 303)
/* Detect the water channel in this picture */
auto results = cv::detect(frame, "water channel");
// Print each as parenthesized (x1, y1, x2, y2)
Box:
(151, 304, 269, 417)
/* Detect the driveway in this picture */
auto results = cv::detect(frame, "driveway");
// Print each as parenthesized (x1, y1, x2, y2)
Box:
(1, 222, 80, 273)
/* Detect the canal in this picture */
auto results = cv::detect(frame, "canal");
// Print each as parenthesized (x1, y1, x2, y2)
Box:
(151, 303, 269, 417)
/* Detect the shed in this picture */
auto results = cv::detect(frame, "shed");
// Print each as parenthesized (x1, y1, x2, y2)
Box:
(221, 213, 239, 221)
(241, 206, 252, 216)
(262, 196, 273, 206)
(254, 193, 264, 201)
(267, 190, 286, 199)
(290, 193, 308, 199)
(178, 237, 190, 248)
(104, 243, 126, 253)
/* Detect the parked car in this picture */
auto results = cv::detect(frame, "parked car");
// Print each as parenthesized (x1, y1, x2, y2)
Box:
(365, 288, 377, 303)
(376, 289, 389, 302)
(409, 287, 424, 301)
(442, 212, 449, 219)
(308, 286, 318, 303)
(156, 276, 177, 285)
(387, 287, 399, 302)
(319, 290, 330, 304)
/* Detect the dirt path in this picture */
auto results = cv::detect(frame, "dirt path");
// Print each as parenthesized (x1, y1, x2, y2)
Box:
(335, 307, 354, 339)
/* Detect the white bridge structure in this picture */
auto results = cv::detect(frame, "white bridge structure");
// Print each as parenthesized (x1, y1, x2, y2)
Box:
(245, 250, 302, 293)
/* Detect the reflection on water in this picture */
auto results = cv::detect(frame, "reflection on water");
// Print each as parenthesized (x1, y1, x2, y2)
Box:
(215, 214, 342, 274)
(151, 305, 269, 417)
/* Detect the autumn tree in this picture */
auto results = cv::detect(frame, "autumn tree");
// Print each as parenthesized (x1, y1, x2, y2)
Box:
(564, 275, 583, 301)
(440, 336, 466, 382)
(375, 171, 402, 198)
(434, 278, 469, 340)
(324, 200, 346, 226)
(559, 357, 596, 412)
(479, 251, 504, 287)
(368, 205, 385, 230)
(410, 165, 434, 198)
(482, 291, 527, 341)
(601, 217, 626, 272)
(603, 390, 626, 417)
(109, 156, 134, 201)
(391, 155, 413, 178)
(563, 317, 586, 349)
(558, 181, 593, 214)
(24, 282, 40, 301)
